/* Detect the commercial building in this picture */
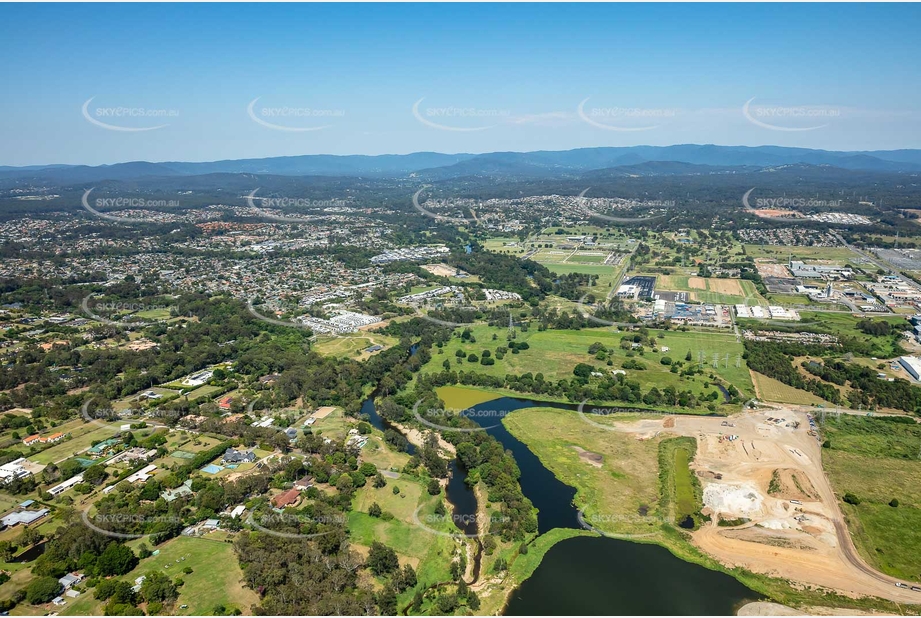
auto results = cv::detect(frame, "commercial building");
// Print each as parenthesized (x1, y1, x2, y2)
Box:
(898, 356, 921, 381)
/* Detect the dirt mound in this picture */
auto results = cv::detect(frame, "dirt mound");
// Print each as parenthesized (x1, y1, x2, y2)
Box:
(572, 445, 604, 467)
(768, 468, 818, 500)
(721, 527, 818, 552)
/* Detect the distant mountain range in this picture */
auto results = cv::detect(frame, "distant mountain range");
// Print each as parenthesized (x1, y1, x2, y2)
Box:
(3, 145, 921, 185)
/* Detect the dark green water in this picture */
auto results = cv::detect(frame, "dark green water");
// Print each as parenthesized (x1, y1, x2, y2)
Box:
(504, 535, 754, 615)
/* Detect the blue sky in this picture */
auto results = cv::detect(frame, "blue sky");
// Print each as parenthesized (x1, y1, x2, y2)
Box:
(2, 2, 920, 166)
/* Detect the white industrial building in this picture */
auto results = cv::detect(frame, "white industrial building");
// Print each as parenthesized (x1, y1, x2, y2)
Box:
(898, 356, 921, 381)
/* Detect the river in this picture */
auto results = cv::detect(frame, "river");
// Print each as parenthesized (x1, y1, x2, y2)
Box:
(361, 392, 758, 614)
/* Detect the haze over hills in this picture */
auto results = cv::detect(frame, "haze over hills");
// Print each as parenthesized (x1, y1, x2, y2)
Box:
(3, 145, 921, 186)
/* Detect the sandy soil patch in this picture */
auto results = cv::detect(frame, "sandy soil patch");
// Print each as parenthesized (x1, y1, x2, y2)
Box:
(422, 263, 460, 277)
(739, 601, 898, 616)
(769, 468, 818, 501)
(704, 482, 764, 517)
(391, 421, 457, 457)
(710, 278, 746, 296)
(311, 406, 336, 419)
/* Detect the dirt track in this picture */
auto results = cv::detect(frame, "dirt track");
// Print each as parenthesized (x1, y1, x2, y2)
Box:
(612, 408, 921, 605)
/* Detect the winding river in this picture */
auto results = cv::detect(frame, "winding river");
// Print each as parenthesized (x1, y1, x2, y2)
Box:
(361, 393, 759, 614)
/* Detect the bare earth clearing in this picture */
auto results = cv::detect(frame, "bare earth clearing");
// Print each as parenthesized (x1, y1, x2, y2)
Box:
(610, 408, 921, 605)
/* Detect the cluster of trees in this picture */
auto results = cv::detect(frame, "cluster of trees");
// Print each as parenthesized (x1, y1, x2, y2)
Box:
(856, 318, 894, 337)
(804, 359, 921, 413)
(380, 391, 538, 542)
(744, 341, 843, 404)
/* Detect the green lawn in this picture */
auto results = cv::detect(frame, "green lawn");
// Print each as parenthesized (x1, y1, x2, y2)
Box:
(348, 478, 456, 589)
(27, 421, 124, 464)
(425, 325, 753, 408)
(61, 536, 258, 616)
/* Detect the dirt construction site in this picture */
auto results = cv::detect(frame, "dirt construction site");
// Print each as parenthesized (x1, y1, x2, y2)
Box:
(614, 407, 921, 606)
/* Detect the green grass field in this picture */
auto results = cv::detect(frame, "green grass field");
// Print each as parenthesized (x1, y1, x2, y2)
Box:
(743, 245, 858, 261)
(751, 371, 831, 405)
(821, 416, 921, 581)
(502, 407, 663, 536)
(671, 444, 699, 528)
(348, 476, 456, 589)
(312, 332, 400, 360)
(425, 325, 753, 407)
(61, 536, 257, 616)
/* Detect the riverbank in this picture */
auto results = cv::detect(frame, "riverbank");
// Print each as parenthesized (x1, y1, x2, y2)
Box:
(476, 528, 590, 616)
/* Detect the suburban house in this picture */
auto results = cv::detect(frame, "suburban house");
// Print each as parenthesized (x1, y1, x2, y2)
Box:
(217, 396, 234, 411)
(1, 508, 49, 528)
(222, 448, 256, 464)
(294, 475, 315, 491)
(58, 573, 85, 590)
(161, 479, 194, 503)
(23, 432, 70, 446)
(271, 488, 301, 509)
(0, 458, 33, 485)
